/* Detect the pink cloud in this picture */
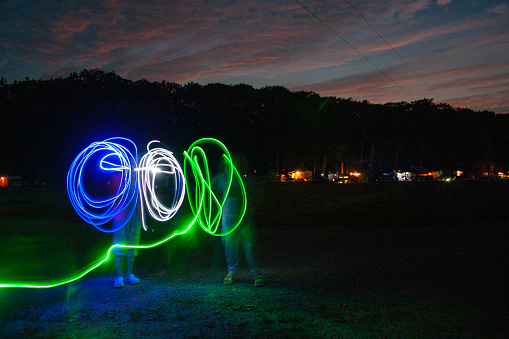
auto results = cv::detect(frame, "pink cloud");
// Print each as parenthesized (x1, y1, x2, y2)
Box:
(447, 91, 509, 113)
(487, 3, 509, 15)
(436, 0, 453, 6)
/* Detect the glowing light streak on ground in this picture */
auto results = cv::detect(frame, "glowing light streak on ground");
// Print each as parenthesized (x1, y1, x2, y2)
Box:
(66, 137, 139, 233)
(0, 138, 244, 289)
(136, 140, 186, 231)
(0, 216, 201, 289)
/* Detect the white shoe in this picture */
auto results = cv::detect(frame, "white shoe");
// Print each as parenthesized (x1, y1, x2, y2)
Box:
(114, 276, 124, 288)
(125, 274, 141, 285)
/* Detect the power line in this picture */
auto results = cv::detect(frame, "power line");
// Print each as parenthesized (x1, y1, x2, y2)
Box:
(294, 0, 416, 101)
(343, 0, 443, 101)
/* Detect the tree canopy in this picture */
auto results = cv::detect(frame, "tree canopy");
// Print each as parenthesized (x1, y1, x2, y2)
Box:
(1, 69, 507, 182)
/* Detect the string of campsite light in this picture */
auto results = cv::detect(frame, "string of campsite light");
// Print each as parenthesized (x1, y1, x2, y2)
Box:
(0, 137, 246, 289)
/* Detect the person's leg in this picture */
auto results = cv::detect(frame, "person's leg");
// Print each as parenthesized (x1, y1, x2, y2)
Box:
(125, 251, 140, 285)
(223, 232, 241, 272)
(245, 239, 262, 278)
(126, 256, 133, 276)
(114, 255, 125, 288)
(222, 217, 242, 285)
(242, 225, 259, 275)
(241, 225, 264, 286)
(112, 217, 127, 288)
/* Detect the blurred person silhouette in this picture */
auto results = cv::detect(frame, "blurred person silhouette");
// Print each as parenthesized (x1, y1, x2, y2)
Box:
(112, 201, 142, 288)
(106, 167, 142, 289)
(214, 154, 264, 287)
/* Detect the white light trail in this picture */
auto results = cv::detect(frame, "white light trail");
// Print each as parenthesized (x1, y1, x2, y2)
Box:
(136, 140, 186, 230)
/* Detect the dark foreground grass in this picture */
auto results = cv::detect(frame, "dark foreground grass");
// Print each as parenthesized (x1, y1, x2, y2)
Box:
(251, 180, 508, 229)
(0, 181, 508, 337)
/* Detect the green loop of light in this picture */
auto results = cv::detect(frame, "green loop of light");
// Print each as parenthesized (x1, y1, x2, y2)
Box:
(183, 138, 247, 237)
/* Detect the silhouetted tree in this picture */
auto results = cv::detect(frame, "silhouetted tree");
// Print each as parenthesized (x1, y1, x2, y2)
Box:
(0, 69, 506, 181)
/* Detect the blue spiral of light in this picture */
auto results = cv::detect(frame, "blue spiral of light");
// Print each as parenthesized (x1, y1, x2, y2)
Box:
(66, 137, 139, 233)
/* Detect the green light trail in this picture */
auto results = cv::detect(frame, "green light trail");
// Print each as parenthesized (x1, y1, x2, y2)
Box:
(184, 138, 247, 237)
(0, 138, 246, 289)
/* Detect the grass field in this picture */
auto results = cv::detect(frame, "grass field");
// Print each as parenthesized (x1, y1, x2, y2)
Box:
(1, 180, 508, 337)
(251, 180, 509, 229)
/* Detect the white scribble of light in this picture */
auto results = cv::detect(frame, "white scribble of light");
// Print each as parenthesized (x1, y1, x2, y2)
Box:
(136, 140, 186, 231)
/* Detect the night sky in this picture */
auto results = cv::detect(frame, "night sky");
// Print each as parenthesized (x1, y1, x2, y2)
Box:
(1, 0, 508, 113)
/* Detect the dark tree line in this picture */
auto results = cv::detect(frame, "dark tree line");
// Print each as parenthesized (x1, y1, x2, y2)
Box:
(1, 69, 508, 183)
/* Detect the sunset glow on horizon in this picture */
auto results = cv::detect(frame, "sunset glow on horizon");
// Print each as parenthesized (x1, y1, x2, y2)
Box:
(1, 0, 508, 112)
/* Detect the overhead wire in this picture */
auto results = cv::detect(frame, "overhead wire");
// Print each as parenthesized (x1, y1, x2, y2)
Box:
(343, 0, 443, 101)
(294, 0, 417, 101)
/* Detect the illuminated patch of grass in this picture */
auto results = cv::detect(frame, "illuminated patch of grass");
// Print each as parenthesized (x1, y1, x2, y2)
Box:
(218, 298, 234, 308)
